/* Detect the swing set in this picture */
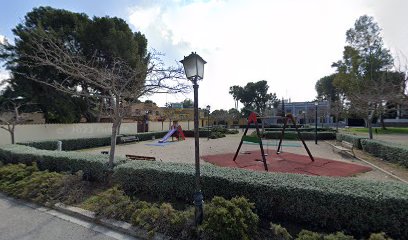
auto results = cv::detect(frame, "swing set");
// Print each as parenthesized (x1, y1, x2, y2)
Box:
(233, 112, 314, 171)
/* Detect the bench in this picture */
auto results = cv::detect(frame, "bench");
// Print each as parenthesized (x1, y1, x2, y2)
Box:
(120, 136, 139, 143)
(125, 154, 156, 161)
(332, 141, 355, 157)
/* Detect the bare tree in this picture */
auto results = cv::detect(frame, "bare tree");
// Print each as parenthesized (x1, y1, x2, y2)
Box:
(14, 30, 189, 167)
(0, 98, 36, 144)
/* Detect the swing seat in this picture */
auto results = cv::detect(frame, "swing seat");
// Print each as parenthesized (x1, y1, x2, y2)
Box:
(242, 135, 261, 143)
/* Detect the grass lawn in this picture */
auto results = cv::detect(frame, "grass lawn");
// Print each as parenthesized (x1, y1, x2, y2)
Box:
(344, 127, 408, 134)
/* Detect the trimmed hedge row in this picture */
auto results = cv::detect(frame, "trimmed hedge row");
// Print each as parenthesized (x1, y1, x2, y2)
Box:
(0, 144, 126, 181)
(183, 130, 212, 138)
(361, 139, 408, 168)
(335, 133, 366, 149)
(261, 131, 336, 140)
(18, 131, 169, 151)
(263, 128, 332, 132)
(113, 161, 408, 239)
(18, 136, 111, 151)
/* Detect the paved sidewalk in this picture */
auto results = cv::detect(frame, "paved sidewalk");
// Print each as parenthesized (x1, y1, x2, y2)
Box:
(0, 194, 137, 240)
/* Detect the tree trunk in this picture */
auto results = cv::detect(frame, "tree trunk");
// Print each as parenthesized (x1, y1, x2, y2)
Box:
(367, 116, 373, 139)
(335, 112, 339, 132)
(108, 119, 119, 168)
(11, 130, 15, 144)
(380, 114, 387, 130)
(117, 120, 122, 135)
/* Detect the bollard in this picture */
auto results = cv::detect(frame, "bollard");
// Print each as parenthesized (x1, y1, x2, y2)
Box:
(57, 141, 62, 151)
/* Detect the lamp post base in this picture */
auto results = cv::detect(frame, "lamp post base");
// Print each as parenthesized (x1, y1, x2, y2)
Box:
(193, 191, 204, 225)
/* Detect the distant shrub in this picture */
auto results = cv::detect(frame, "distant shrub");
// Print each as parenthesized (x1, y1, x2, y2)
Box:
(361, 139, 408, 168)
(260, 131, 336, 140)
(336, 134, 366, 149)
(296, 230, 322, 240)
(0, 144, 126, 181)
(270, 223, 293, 240)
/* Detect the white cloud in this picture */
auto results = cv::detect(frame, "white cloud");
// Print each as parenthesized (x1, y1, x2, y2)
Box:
(127, 0, 407, 110)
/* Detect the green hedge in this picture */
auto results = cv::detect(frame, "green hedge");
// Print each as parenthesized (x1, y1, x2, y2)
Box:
(0, 144, 126, 181)
(261, 131, 336, 140)
(263, 128, 332, 132)
(361, 139, 408, 168)
(183, 130, 211, 138)
(18, 136, 111, 151)
(336, 133, 366, 149)
(18, 131, 169, 151)
(113, 161, 408, 239)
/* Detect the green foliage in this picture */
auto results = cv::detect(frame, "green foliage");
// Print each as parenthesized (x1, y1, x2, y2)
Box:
(261, 131, 336, 140)
(0, 163, 86, 204)
(336, 133, 366, 149)
(368, 232, 392, 240)
(296, 230, 322, 240)
(361, 139, 408, 168)
(201, 196, 259, 240)
(270, 223, 293, 240)
(209, 131, 226, 139)
(1, 6, 149, 123)
(131, 202, 194, 239)
(229, 80, 279, 115)
(0, 144, 126, 181)
(81, 186, 136, 221)
(17, 131, 169, 150)
(113, 161, 408, 239)
(323, 232, 355, 240)
(315, 74, 340, 102)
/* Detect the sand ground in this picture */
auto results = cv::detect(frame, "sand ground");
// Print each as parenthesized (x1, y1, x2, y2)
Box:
(82, 132, 407, 183)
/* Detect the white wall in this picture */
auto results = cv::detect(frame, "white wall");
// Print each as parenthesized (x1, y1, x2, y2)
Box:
(0, 123, 138, 145)
(0, 121, 194, 145)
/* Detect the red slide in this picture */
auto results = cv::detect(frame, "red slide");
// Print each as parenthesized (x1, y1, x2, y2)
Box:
(177, 126, 186, 140)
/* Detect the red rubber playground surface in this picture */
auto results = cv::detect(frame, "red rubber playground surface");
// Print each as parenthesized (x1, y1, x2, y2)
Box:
(202, 150, 372, 177)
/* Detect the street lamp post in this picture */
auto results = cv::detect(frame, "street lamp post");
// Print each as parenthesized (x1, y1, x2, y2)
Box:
(315, 101, 318, 144)
(180, 52, 207, 226)
(206, 105, 211, 140)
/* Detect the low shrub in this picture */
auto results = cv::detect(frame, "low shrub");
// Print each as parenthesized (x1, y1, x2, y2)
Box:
(360, 139, 408, 168)
(81, 187, 137, 221)
(132, 202, 194, 239)
(270, 223, 293, 240)
(209, 131, 226, 139)
(368, 232, 392, 240)
(113, 161, 408, 239)
(201, 196, 259, 240)
(323, 232, 355, 240)
(0, 144, 126, 181)
(335, 134, 366, 149)
(296, 230, 322, 240)
(183, 130, 211, 138)
(260, 131, 336, 140)
(0, 163, 87, 204)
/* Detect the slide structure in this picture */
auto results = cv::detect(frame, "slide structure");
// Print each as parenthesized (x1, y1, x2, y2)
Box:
(159, 128, 177, 143)
(159, 125, 186, 143)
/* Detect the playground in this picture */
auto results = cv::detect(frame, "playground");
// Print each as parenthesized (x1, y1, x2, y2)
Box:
(82, 130, 403, 182)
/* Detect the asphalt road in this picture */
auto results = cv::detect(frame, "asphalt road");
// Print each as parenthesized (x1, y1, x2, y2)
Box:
(0, 194, 137, 240)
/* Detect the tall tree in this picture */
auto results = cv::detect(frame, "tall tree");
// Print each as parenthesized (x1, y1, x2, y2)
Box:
(182, 98, 193, 108)
(229, 80, 278, 116)
(0, 7, 188, 167)
(0, 7, 91, 123)
(315, 74, 340, 102)
(332, 15, 403, 139)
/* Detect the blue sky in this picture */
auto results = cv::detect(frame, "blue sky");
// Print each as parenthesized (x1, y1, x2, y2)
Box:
(1, 0, 408, 110)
